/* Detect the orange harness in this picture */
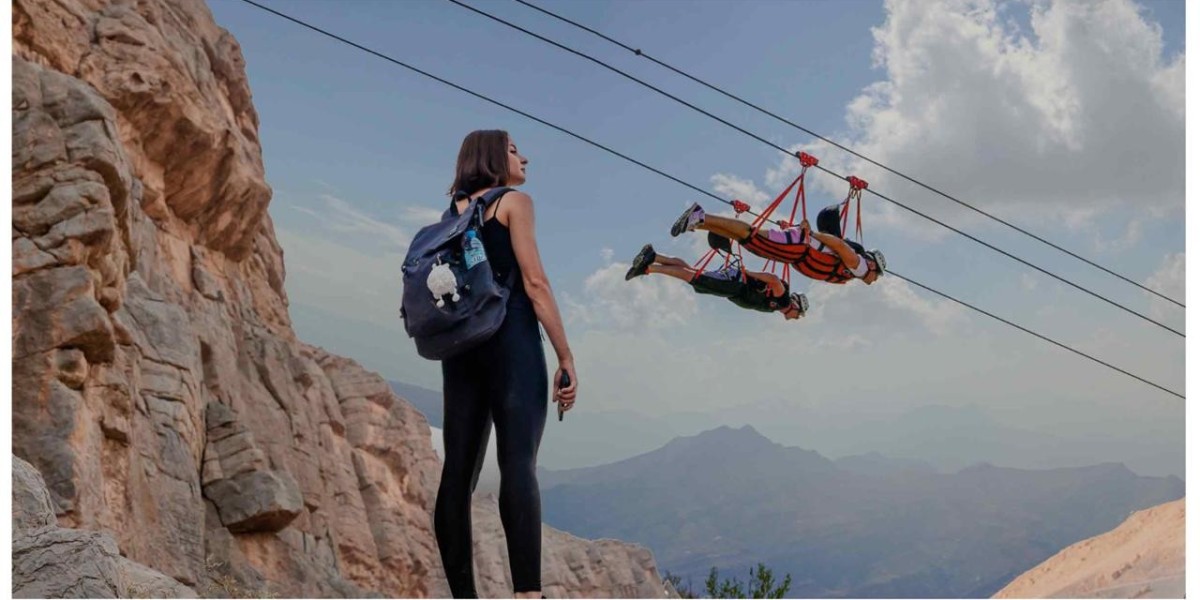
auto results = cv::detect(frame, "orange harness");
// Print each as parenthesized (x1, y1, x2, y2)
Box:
(793, 242, 856, 284)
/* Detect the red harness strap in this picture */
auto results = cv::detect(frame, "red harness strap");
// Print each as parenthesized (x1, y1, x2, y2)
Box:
(744, 153, 819, 280)
(839, 175, 869, 244)
(748, 152, 819, 235)
(748, 173, 802, 235)
(695, 153, 825, 287)
(692, 242, 748, 284)
(691, 248, 720, 281)
(790, 152, 819, 227)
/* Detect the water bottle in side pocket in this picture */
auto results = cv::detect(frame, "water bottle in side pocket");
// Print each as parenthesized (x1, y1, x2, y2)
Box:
(463, 229, 487, 269)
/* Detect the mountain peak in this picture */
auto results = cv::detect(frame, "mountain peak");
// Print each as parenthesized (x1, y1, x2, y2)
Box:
(687, 424, 772, 446)
(718, 423, 765, 436)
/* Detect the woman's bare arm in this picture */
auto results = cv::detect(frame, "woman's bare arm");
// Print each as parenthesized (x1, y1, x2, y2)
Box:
(745, 270, 786, 297)
(808, 230, 862, 270)
(502, 192, 577, 401)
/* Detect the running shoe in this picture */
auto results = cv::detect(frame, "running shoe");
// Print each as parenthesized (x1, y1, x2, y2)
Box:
(625, 244, 657, 281)
(670, 202, 705, 237)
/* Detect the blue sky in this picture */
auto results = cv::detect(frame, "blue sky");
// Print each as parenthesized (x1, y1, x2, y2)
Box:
(208, 0, 1185, 477)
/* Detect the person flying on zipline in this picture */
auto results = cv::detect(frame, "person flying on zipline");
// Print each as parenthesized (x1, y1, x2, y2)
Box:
(670, 202, 884, 285)
(666, 153, 886, 285)
(624, 241, 807, 320)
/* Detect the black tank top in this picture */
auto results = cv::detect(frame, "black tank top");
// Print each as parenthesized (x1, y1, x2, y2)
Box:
(479, 192, 527, 301)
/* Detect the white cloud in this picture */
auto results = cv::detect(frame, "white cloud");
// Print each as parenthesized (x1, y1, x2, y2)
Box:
(1090, 217, 1144, 254)
(1145, 252, 1184, 297)
(316, 194, 412, 250)
(312, 179, 339, 194)
(710, 173, 771, 212)
(808, 332, 873, 352)
(1144, 252, 1184, 322)
(287, 193, 417, 253)
(398, 205, 447, 225)
(771, 0, 1184, 240)
(291, 205, 324, 220)
(276, 228, 404, 326)
(273, 187, 455, 329)
(564, 260, 699, 331)
(804, 275, 970, 337)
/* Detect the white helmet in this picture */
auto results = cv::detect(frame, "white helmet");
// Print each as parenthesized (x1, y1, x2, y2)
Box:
(866, 249, 887, 275)
(788, 292, 809, 316)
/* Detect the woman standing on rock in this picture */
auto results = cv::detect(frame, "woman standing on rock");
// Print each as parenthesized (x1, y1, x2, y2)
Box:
(436, 129, 577, 599)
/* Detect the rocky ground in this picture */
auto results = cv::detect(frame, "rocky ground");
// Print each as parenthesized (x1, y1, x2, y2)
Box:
(11, 0, 670, 596)
(993, 499, 1185, 599)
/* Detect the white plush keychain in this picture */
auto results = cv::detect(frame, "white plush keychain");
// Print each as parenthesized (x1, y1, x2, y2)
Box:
(427, 261, 460, 308)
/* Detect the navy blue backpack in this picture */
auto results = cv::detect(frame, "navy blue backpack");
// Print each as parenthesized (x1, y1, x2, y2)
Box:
(400, 187, 515, 360)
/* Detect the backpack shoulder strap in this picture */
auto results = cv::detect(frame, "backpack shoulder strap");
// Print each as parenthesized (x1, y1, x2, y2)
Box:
(447, 186, 515, 210)
(475, 187, 515, 227)
(480, 186, 514, 208)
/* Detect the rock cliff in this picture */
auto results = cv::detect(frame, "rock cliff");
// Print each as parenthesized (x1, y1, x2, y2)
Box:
(11, 0, 669, 596)
(993, 499, 1184, 599)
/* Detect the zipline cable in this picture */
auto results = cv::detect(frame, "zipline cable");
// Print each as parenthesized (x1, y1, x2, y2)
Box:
(511, 0, 1186, 310)
(233, 0, 1185, 401)
(445, 0, 1184, 339)
(891, 271, 1183, 400)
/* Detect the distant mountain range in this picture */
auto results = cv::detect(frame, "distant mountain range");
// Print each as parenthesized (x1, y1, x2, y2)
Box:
(539, 425, 1183, 598)
(388, 380, 1180, 479)
(387, 381, 706, 470)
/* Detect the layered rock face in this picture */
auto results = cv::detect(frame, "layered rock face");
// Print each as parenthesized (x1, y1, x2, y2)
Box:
(993, 499, 1185, 599)
(11, 0, 668, 597)
(13, 456, 198, 598)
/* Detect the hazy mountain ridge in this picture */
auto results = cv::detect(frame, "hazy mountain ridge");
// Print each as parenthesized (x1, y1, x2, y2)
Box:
(540, 425, 1183, 598)
(384, 376, 1180, 480)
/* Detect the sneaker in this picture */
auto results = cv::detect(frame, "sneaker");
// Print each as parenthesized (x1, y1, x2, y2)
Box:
(625, 244, 657, 281)
(670, 202, 704, 237)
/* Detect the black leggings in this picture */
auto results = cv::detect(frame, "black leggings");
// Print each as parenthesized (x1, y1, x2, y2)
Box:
(435, 300, 548, 597)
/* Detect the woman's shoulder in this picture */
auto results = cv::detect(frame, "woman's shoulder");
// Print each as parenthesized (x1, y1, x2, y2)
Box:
(500, 188, 533, 204)
(498, 189, 534, 215)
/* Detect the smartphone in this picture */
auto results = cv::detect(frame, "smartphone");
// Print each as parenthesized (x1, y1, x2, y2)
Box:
(557, 371, 571, 421)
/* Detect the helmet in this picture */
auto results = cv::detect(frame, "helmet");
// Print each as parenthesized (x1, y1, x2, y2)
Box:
(866, 249, 887, 275)
(789, 292, 809, 316)
(816, 205, 843, 237)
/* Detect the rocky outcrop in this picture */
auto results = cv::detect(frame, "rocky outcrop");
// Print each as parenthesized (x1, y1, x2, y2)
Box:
(993, 499, 1184, 599)
(13, 456, 198, 599)
(202, 401, 304, 534)
(469, 496, 672, 598)
(12, 0, 669, 597)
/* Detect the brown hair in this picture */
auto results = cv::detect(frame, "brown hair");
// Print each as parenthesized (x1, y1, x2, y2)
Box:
(448, 129, 510, 199)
